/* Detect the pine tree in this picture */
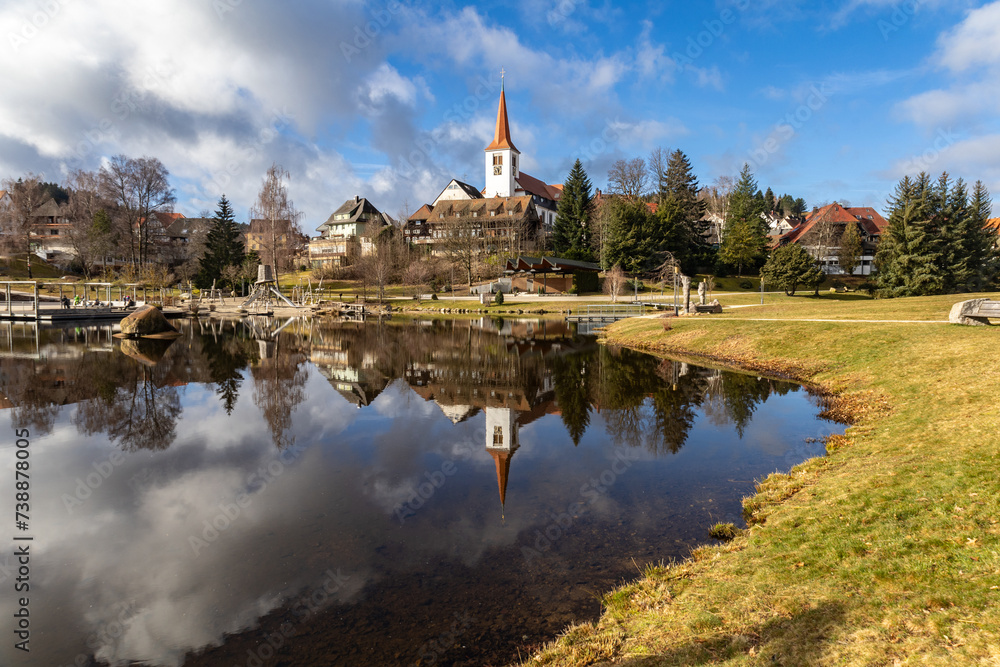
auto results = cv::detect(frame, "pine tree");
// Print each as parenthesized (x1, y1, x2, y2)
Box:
(763, 187, 776, 212)
(968, 181, 999, 290)
(875, 174, 944, 297)
(761, 242, 824, 296)
(553, 159, 594, 260)
(661, 149, 706, 271)
(197, 195, 245, 289)
(720, 164, 768, 275)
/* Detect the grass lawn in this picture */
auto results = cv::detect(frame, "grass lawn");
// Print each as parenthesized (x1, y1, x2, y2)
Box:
(527, 291, 1000, 666)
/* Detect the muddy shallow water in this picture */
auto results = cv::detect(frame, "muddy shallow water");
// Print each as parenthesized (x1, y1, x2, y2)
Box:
(0, 317, 841, 666)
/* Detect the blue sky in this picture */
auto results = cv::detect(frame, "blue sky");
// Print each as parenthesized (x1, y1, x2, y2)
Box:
(2, 0, 999, 230)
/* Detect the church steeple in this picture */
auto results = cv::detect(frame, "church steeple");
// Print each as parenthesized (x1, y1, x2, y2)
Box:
(485, 83, 518, 152)
(484, 70, 520, 198)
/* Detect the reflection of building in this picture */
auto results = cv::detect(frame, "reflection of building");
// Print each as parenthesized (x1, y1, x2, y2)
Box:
(485, 406, 520, 513)
(309, 337, 390, 408)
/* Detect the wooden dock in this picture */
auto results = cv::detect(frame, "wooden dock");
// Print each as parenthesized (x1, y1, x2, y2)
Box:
(565, 304, 646, 323)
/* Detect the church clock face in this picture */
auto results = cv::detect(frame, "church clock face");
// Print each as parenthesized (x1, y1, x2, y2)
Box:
(494, 165, 502, 175)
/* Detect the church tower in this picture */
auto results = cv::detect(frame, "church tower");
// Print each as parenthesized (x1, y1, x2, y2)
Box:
(484, 76, 520, 198)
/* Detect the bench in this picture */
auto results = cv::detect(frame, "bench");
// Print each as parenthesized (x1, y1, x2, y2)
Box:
(949, 298, 1000, 326)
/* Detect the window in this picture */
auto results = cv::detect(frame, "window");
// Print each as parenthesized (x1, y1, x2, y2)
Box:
(493, 425, 503, 445)
(493, 154, 503, 175)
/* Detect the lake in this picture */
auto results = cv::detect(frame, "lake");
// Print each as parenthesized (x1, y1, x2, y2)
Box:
(0, 317, 841, 666)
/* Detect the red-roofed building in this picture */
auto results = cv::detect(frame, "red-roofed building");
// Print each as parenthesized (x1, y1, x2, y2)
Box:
(777, 202, 887, 275)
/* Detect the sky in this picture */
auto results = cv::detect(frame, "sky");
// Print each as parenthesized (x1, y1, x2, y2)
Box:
(2, 0, 999, 232)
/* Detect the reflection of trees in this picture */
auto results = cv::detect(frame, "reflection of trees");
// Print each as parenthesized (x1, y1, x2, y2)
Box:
(703, 372, 795, 438)
(251, 346, 308, 449)
(551, 353, 591, 445)
(201, 333, 257, 415)
(73, 352, 181, 451)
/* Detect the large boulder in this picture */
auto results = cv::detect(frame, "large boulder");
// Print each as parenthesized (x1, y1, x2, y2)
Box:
(119, 305, 178, 337)
(949, 298, 991, 326)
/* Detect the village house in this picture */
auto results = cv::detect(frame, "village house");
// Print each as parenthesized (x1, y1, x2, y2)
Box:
(309, 196, 392, 268)
(778, 202, 888, 275)
(29, 198, 74, 265)
(246, 219, 307, 267)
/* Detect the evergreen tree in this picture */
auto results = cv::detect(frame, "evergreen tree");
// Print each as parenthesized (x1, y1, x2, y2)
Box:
(553, 159, 594, 260)
(197, 195, 245, 289)
(761, 242, 824, 296)
(719, 164, 768, 275)
(875, 173, 944, 297)
(967, 180, 999, 290)
(792, 197, 807, 216)
(763, 187, 776, 212)
(838, 222, 863, 276)
(661, 149, 707, 272)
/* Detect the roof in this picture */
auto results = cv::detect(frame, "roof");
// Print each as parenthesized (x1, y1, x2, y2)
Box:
(31, 198, 65, 218)
(408, 195, 539, 223)
(432, 179, 484, 205)
(164, 216, 212, 238)
(987, 217, 1000, 231)
(504, 256, 601, 274)
(248, 219, 294, 235)
(485, 89, 518, 152)
(782, 202, 885, 245)
(317, 197, 386, 231)
(515, 172, 562, 202)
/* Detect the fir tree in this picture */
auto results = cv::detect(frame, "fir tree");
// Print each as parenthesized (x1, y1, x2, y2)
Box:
(763, 187, 776, 212)
(197, 195, 245, 290)
(553, 159, 594, 260)
(875, 174, 944, 297)
(720, 164, 768, 275)
(967, 180, 999, 291)
(661, 149, 707, 272)
(761, 242, 824, 296)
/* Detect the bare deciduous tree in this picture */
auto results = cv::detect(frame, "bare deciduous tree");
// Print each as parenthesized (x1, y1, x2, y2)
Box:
(251, 163, 302, 283)
(99, 155, 175, 268)
(607, 158, 648, 201)
(443, 215, 483, 287)
(603, 264, 626, 303)
(648, 147, 670, 202)
(65, 169, 109, 277)
(0, 173, 45, 278)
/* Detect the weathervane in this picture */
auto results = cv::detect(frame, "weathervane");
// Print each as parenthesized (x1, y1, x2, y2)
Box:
(500, 66, 505, 91)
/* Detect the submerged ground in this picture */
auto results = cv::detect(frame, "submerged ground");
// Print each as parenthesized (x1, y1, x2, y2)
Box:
(528, 291, 1000, 666)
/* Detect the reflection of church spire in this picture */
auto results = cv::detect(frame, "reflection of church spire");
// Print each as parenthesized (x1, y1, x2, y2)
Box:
(485, 406, 520, 520)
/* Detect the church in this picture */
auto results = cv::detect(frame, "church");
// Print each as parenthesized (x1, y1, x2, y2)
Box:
(404, 80, 563, 254)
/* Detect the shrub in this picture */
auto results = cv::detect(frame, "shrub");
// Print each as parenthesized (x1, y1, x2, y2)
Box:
(430, 293, 438, 301)
(708, 522, 739, 541)
(494, 291, 504, 306)
(738, 278, 754, 290)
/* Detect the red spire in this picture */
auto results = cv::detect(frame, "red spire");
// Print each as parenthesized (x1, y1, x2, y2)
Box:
(488, 447, 513, 507)
(485, 88, 518, 152)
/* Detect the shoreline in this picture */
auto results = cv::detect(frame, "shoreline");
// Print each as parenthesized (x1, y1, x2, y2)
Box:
(525, 292, 1000, 665)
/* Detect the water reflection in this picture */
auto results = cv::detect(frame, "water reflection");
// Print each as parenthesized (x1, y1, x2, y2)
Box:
(0, 318, 840, 667)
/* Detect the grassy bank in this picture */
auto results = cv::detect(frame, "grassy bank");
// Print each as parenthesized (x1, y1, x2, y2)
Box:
(527, 292, 1000, 666)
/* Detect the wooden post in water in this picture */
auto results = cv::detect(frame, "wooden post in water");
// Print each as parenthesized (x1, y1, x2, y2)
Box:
(34, 283, 39, 319)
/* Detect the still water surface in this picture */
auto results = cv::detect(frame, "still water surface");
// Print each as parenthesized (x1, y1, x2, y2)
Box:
(0, 317, 841, 666)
